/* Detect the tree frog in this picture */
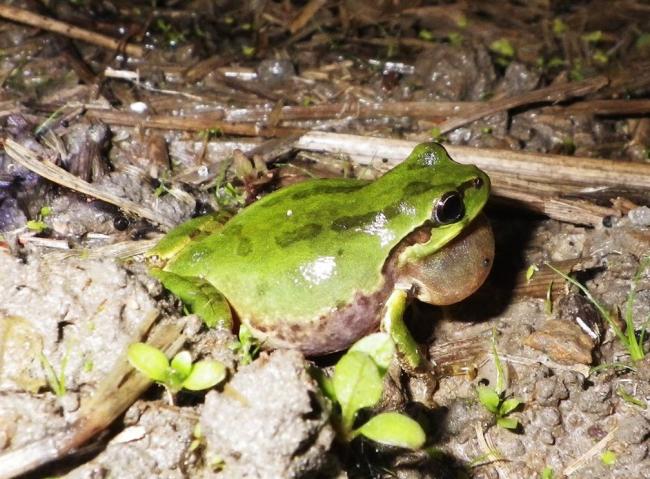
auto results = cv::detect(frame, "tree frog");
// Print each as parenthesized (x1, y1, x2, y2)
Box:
(148, 143, 493, 369)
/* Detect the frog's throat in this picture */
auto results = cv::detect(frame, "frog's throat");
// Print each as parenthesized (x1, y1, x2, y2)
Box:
(396, 220, 467, 268)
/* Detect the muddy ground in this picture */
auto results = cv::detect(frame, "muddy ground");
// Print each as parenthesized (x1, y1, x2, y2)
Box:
(0, 1, 649, 478)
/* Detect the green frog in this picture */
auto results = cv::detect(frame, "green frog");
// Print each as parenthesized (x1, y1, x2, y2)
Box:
(148, 143, 493, 369)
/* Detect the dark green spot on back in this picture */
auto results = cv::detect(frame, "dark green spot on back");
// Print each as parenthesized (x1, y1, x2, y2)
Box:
(403, 181, 433, 196)
(237, 237, 252, 256)
(291, 183, 365, 200)
(331, 211, 377, 232)
(275, 223, 323, 248)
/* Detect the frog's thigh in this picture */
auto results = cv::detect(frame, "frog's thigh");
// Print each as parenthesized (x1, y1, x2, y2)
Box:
(380, 289, 425, 372)
(150, 268, 232, 329)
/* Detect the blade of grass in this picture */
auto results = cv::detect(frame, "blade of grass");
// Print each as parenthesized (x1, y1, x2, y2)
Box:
(623, 256, 650, 361)
(545, 263, 628, 347)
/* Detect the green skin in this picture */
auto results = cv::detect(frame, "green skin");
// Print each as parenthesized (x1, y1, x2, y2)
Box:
(149, 143, 491, 367)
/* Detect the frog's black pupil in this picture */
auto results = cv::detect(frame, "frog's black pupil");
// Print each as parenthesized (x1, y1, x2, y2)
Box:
(434, 192, 464, 224)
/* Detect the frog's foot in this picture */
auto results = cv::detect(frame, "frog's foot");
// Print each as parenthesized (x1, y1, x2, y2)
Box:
(150, 268, 233, 329)
(381, 288, 437, 372)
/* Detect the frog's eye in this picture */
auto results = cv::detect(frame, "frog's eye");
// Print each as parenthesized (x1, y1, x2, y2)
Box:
(434, 191, 464, 224)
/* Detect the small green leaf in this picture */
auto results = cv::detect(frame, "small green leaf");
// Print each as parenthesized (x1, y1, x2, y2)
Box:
(356, 412, 426, 449)
(448, 32, 463, 47)
(489, 38, 515, 58)
(333, 351, 383, 430)
(500, 397, 522, 416)
(540, 466, 554, 479)
(496, 416, 519, 430)
(26, 220, 47, 233)
(39, 352, 66, 397)
(418, 29, 434, 41)
(636, 33, 650, 50)
(592, 50, 608, 64)
(526, 264, 538, 281)
(182, 360, 226, 391)
(552, 18, 567, 36)
(171, 351, 193, 378)
(477, 386, 500, 413)
(581, 30, 602, 43)
(616, 387, 648, 409)
(39, 206, 53, 217)
(600, 450, 616, 466)
(127, 343, 170, 382)
(349, 333, 395, 373)
(309, 366, 336, 402)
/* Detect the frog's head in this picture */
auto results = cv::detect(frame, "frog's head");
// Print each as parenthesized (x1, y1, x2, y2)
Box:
(394, 143, 493, 305)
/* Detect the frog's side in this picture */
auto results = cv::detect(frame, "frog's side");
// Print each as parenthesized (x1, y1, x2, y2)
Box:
(150, 143, 492, 356)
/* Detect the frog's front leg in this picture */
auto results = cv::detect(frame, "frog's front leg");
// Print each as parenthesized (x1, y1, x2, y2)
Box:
(150, 269, 233, 329)
(381, 289, 436, 386)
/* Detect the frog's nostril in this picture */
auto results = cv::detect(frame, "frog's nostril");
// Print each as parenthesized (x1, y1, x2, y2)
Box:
(473, 177, 483, 189)
(434, 191, 464, 224)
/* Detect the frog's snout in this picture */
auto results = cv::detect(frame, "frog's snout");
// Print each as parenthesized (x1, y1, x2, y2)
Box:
(403, 214, 494, 305)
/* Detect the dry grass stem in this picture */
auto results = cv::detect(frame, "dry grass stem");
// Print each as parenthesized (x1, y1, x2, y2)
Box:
(0, 5, 144, 57)
(4, 139, 175, 229)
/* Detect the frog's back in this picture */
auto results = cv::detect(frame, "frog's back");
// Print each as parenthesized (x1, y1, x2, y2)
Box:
(165, 143, 486, 337)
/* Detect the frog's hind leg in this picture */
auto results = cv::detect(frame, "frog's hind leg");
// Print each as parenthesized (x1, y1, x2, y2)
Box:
(151, 269, 233, 329)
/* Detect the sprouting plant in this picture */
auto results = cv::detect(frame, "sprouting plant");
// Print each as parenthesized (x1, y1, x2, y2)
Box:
(600, 450, 616, 466)
(229, 324, 261, 365)
(26, 205, 52, 233)
(540, 466, 555, 479)
(616, 387, 647, 409)
(39, 350, 67, 397)
(127, 343, 226, 404)
(318, 333, 426, 450)
(547, 258, 649, 362)
(476, 333, 522, 430)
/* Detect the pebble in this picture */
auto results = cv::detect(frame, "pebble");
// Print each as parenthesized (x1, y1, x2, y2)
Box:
(616, 415, 650, 444)
(537, 407, 561, 427)
(629, 206, 650, 227)
(256, 59, 296, 87)
(534, 376, 569, 406)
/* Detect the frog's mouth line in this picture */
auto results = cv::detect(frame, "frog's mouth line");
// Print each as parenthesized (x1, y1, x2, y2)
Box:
(395, 219, 469, 269)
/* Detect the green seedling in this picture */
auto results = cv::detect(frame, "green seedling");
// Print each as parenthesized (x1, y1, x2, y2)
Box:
(547, 259, 649, 362)
(418, 29, 434, 41)
(526, 264, 539, 282)
(323, 333, 426, 450)
(26, 205, 52, 234)
(39, 351, 67, 397)
(600, 450, 616, 466)
(589, 362, 636, 375)
(552, 18, 567, 36)
(636, 33, 650, 50)
(127, 343, 226, 404)
(581, 30, 603, 43)
(489, 38, 515, 66)
(616, 387, 647, 409)
(477, 334, 522, 430)
(229, 324, 261, 365)
(540, 466, 555, 479)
